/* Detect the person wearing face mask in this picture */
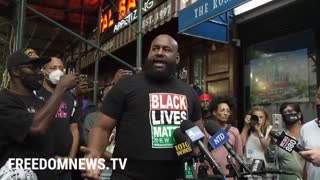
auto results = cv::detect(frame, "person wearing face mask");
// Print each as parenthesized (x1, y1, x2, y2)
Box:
(0, 48, 78, 180)
(271, 102, 305, 180)
(36, 57, 79, 180)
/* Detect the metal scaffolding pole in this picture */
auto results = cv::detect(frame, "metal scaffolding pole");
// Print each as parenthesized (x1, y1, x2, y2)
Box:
(136, 0, 143, 69)
(93, 1, 102, 105)
(25, 5, 135, 70)
(16, 0, 25, 49)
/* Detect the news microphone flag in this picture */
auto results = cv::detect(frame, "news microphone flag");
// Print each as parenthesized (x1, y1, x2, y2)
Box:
(277, 131, 298, 153)
(208, 129, 230, 149)
(185, 126, 205, 142)
(173, 128, 193, 157)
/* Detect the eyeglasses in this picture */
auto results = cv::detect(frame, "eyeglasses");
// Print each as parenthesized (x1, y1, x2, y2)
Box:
(217, 109, 232, 114)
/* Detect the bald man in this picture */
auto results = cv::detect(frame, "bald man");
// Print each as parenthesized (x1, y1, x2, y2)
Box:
(82, 34, 202, 180)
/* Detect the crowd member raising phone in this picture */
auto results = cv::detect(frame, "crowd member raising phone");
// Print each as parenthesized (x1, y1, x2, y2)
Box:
(240, 106, 273, 180)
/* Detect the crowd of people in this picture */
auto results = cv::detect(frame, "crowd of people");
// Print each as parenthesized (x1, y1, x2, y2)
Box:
(0, 35, 319, 180)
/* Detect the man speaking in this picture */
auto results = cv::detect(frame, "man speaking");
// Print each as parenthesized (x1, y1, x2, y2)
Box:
(82, 34, 202, 180)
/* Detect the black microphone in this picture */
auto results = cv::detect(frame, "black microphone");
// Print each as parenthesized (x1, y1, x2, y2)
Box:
(173, 128, 197, 179)
(180, 120, 225, 176)
(174, 128, 193, 158)
(204, 121, 251, 174)
(269, 131, 305, 153)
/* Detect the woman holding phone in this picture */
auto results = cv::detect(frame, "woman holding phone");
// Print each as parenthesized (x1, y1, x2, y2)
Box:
(275, 102, 305, 180)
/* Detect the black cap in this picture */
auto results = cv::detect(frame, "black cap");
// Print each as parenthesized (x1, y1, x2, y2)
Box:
(6, 48, 51, 69)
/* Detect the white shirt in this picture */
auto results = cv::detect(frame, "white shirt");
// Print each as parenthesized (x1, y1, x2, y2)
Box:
(301, 119, 320, 180)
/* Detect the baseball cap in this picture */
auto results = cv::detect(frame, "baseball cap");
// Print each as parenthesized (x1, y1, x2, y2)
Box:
(200, 94, 212, 101)
(6, 48, 51, 69)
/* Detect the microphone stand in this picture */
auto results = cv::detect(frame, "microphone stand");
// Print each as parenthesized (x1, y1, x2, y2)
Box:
(226, 155, 240, 179)
(187, 153, 198, 179)
(197, 152, 208, 178)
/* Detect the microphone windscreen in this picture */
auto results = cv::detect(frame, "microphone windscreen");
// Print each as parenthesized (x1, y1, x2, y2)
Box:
(180, 120, 194, 133)
(173, 128, 187, 144)
(204, 120, 220, 136)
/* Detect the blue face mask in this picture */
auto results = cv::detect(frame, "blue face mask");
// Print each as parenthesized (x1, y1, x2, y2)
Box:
(282, 113, 299, 125)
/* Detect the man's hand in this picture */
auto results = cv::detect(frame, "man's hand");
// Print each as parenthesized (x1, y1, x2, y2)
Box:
(112, 69, 132, 84)
(300, 149, 320, 167)
(58, 74, 79, 90)
(80, 146, 101, 180)
(75, 81, 90, 96)
(55, 156, 69, 175)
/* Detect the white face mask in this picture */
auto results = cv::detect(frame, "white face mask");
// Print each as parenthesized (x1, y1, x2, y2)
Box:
(48, 69, 64, 84)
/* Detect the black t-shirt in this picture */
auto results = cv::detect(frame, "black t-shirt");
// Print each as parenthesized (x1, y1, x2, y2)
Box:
(102, 73, 201, 179)
(0, 90, 57, 180)
(37, 88, 77, 156)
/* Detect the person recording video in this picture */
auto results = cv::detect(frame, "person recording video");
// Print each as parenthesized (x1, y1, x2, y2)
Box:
(240, 106, 273, 180)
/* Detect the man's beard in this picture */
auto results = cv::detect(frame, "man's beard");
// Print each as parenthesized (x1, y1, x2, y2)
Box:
(144, 59, 176, 81)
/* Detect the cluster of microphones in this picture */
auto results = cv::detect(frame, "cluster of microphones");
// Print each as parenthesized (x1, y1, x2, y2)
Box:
(174, 120, 303, 180)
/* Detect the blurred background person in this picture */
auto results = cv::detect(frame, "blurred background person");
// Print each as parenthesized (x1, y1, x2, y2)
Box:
(199, 93, 212, 122)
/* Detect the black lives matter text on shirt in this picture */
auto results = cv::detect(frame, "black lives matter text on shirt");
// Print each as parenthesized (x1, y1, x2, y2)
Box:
(101, 73, 201, 180)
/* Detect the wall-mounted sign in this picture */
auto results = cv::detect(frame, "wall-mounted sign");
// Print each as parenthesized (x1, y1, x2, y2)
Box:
(100, 0, 166, 42)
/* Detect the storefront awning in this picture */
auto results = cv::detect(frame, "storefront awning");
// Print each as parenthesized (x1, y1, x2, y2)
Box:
(178, 0, 250, 43)
(79, 0, 178, 69)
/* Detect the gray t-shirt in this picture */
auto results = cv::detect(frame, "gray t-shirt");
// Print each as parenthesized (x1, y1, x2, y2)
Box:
(301, 119, 320, 180)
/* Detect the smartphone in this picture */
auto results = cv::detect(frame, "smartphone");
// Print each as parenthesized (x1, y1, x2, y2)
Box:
(79, 74, 88, 82)
(272, 114, 283, 131)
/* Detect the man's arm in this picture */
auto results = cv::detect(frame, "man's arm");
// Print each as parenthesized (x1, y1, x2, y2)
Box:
(86, 112, 117, 158)
(300, 149, 320, 167)
(69, 123, 80, 158)
(31, 74, 78, 135)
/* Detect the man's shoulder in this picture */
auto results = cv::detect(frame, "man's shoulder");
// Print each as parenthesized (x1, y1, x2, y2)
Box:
(0, 90, 22, 104)
(302, 119, 316, 130)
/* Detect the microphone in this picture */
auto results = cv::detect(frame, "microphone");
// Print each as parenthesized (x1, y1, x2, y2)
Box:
(180, 120, 225, 176)
(173, 128, 197, 179)
(174, 128, 193, 158)
(204, 121, 251, 174)
(242, 159, 298, 178)
(269, 131, 305, 153)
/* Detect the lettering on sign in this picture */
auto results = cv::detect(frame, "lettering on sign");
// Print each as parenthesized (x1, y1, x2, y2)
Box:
(142, 4, 171, 29)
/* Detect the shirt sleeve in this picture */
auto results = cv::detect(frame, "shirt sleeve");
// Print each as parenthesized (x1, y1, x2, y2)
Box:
(101, 79, 127, 121)
(69, 98, 78, 124)
(234, 128, 244, 157)
(189, 89, 202, 122)
(0, 95, 33, 143)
